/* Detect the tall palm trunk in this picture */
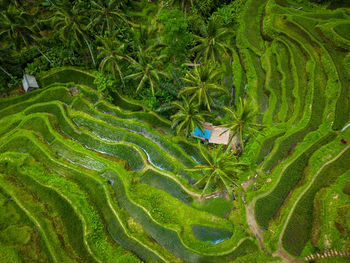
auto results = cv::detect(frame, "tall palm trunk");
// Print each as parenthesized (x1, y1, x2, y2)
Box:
(222, 56, 234, 107)
(116, 64, 126, 89)
(0, 66, 11, 77)
(36, 47, 53, 65)
(239, 125, 244, 150)
(84, 37, 96, 67)
(111, 64, 117, 80)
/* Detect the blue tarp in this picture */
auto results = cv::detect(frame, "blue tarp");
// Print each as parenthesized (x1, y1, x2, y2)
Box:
(193, 126, 212, 140)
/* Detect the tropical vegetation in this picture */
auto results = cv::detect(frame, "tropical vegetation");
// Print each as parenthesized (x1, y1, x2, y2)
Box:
(1, 0, 350, 262)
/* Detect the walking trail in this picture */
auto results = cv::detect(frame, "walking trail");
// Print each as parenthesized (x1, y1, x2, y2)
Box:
(242, 144, 350, 263)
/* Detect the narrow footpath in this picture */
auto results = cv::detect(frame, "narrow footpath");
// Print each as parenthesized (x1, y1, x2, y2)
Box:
(242, 144, 350, 263)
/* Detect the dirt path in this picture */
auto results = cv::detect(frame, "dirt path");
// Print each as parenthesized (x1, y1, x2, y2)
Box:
(277, 144, 350, 260)
(242, 185, 301, 262)
(243, 195, 266, 254)
(243, 144, 350, 263)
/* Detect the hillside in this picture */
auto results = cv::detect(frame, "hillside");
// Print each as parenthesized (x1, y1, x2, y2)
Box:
(1, 0, 350, 262)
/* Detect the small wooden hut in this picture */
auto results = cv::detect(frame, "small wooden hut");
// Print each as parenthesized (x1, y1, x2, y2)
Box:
(192, 122, 231, 146)
(22, 74, 39, 92)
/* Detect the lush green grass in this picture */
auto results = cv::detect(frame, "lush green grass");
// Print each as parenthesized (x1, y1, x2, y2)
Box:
(274, 40, 294, 122)
(95, 101, 171, 133)
(0, 189, 50, 263)
(2, 0, 350, 261)
(192, 197, 233, 218)
(40, 68, 96, 89)
(255, 132, 335, 228)
(282, 146, 350, 255)
(0, 87, 253, 261)
(0, 86, 73, 119)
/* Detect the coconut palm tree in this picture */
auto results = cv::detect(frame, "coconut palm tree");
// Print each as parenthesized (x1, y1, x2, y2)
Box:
(97, 35, 125, 87)
(0, 6, 52, 65)
(221, 98, 263, 150)
(51, 4, 96, 67)
(187, 145, 247, 197)
(191, 19, 232, 63)
(168, 0, 194, 14)
(179, 64, 228, 111)
(171, 97, 207, 136)
(0, 47, 14, 77)
(88, 0, 127, 35)
(0, 7, 37, 50)
(124, 47, 168, 95)
(131, 25, 163, 53)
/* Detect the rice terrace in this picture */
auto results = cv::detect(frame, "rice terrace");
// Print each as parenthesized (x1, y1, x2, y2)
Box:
(0, 0, 350, 262)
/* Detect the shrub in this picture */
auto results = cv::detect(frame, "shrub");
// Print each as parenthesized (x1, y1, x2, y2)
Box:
(158, 8, 193, 64)
(210, 0, 246, 29)
(93, 72, 116, 102)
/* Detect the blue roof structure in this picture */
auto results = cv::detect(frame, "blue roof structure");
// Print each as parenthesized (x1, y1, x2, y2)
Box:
(193, 126, 212, 140)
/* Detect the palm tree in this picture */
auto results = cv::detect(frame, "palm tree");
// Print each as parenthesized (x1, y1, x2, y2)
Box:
(97, 35, 125, 87)
(0, 47, 14, 77)
(51, 4, 96, 67)
(191, 19, 232, 63)
(187, 145, 247, 197)
(221, 98, 263, 150)
(131, 25, 163, 53)
(169, 0, 194, 14)
(179, 64, 228, 111)
(88, 0, 127, 35)
(0, 7, 37, 50)
(124, 47, 168, 95)
(171, 97, 207, 136)
(0, 6, 52, 64)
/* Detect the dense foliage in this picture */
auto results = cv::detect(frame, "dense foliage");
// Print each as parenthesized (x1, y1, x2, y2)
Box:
(1, 0, 350, 262)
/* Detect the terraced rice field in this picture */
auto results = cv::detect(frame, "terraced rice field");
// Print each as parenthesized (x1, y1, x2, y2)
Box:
(0, 68, 264, 263)
(238, 0, 350, 261)
(1, 0, 350, 262)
